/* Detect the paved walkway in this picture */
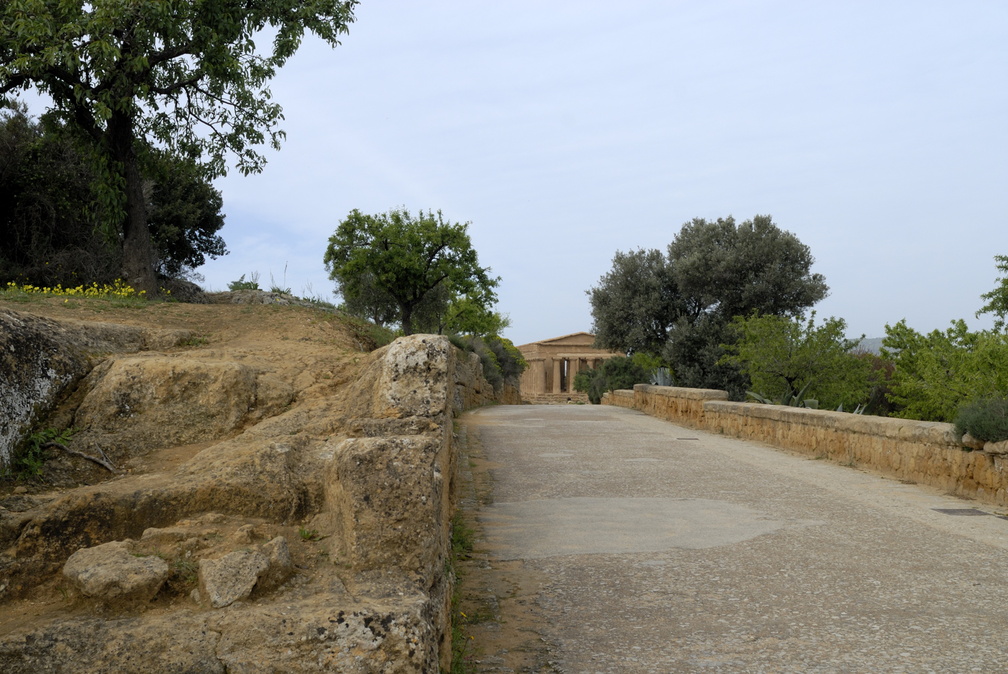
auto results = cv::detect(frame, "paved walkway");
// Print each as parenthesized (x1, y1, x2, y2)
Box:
(459, 404, 1008, 673)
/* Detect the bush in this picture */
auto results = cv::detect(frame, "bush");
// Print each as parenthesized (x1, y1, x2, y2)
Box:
(574, 356, 649, 404)
(954, 396, 1008, 443)
(449, 334, 527, 393)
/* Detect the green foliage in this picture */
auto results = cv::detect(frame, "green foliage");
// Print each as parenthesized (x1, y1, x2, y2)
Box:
(573, 356, 650, 404)
(724, 312, 871, 411)
(441, 292, 511, 338)
(977, 254, 1008, 331)
(882, 320, 1008, 422)
(227, 272, 260, 291)
(747, 381, 819, 408)
(1, 0, 358, 292)
(590, 215, 827, 397)
(144, 147, 228, 278)
(324, 208, 500, 336)
(0, 109, 227, 287)
(449, 334, 527, 393)
(588, 248, 680, 356)
(4, 427, 73, 481)
(298, 527, 322, 542)
(954, 396, 1008, 443)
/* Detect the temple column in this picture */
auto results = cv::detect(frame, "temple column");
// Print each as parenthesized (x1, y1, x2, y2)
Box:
(552, 358, 562, 393)
(568, 357, 580, 393)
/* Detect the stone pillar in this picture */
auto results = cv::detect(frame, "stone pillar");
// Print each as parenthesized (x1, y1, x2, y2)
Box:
(552, 358, 562, 394)
(568, 357, 580, 393)
(523, 359, 546, 395)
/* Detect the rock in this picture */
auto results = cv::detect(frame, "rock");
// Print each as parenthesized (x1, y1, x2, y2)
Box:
(0, 310, 90, 469)
(73, 356, 291, 453)
(258, 536, 293, 590)
(199, 549, 269, 608)
(62, 540, 169, 604)
(962, 433, 987, 450)
(198, 536, 292, 608)
(985, 439, 1008, 455)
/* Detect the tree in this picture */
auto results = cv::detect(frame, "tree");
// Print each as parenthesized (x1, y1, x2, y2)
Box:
(573, 356, 650, 404)
(0, 108, 226, 286)
(587, 248, 681, 357)
(668, 215, 828, 322)
(145, 147, 227, 279)
(881, 319, 1008, 422)
(441, 292, 511, 338)
(589, 214, 828, 396)
(724, 312, 871, 410)
(977, 254, 1008, 331)
(0, 0, 358, 294)
(324, 208, 500, 336)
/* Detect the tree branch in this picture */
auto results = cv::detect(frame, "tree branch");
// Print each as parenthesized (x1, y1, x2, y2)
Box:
(42, 442, 119, 473)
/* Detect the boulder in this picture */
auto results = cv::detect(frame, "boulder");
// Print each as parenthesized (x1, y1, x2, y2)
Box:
(0, 310, 89, 469)
(62, 540, 169, 604)
(73, 355, 292, 453)
(198, 536, 293, 608)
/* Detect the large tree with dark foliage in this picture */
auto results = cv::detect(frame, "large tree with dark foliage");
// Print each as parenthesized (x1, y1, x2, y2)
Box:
(0, 109, 226, 287)
(0, 0, 357, 293)
(589, 215, 828, 397)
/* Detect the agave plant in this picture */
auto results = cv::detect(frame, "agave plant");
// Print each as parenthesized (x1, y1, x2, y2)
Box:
(747, 381, 819, 408)
(650, 367, 673, 386)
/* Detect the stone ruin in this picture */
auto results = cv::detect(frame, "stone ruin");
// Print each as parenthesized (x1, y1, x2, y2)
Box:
(0, 304, 501, 672)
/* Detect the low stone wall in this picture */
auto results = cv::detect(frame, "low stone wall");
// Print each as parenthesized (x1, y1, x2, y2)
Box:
(522, 392, 590, 405)
(605, 384, 1008, 507)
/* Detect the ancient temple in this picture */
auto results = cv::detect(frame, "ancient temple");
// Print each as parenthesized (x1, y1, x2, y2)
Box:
(517, 332, 623, 398)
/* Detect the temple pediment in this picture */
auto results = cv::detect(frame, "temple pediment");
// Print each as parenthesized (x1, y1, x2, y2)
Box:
(517, 333, 623, 398)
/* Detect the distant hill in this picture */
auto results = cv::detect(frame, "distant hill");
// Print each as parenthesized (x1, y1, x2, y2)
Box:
(856, 337, 885, 354)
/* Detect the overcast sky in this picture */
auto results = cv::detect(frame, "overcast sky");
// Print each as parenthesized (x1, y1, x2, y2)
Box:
(77, 2, 1008, 345)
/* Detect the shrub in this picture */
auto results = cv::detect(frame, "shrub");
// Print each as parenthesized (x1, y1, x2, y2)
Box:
(448, 334, 527, 393)
(954, 396, 1008, 443)
(574, 356, 649, 404)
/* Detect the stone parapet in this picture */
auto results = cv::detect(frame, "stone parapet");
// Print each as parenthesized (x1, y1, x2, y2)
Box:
(522, 392, 590, 405)
(606, 385, 1008, 507)
(631, 384, 728, 428)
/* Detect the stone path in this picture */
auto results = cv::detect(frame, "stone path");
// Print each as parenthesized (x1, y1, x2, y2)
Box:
(458, 404, 1008, 673)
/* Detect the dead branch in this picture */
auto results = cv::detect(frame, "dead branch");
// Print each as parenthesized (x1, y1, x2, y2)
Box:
(42, 442, 119, 474)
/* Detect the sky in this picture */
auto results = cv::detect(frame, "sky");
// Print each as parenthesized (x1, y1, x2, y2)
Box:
(28, 1, 1008, 346)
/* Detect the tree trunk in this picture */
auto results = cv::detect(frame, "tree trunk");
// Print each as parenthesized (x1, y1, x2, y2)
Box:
(108, 111, 157, 296)
(401, 303, 413, 336)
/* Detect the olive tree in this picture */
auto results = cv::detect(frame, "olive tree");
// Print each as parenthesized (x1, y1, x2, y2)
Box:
(589, 215, 828, 396)
(0, 0, 357, 293)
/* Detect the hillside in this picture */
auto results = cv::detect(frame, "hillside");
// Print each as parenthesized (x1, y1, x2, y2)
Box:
(0, 291, 495, 672)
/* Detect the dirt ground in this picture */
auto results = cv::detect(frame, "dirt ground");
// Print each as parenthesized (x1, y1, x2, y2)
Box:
(455, 417, 558, 673)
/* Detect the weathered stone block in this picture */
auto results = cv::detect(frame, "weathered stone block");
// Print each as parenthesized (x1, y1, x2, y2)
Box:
(62, 540, 168, 603)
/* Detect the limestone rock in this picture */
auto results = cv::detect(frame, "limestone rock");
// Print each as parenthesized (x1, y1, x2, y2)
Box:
(62, 540, 169, 603)
(198, 536, 292, 608)
(199, 549, 269, 608)
(0, 310, 89, 469)
(962, 433, 987, 450)
(326, 434, 448, 586)
(73, 355, 291, 452)
(258, 535, 294, 590)
(985, 439, 1008, 455)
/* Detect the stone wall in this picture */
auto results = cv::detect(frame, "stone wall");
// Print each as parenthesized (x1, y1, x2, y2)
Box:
(605, 384, 1008, 507)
